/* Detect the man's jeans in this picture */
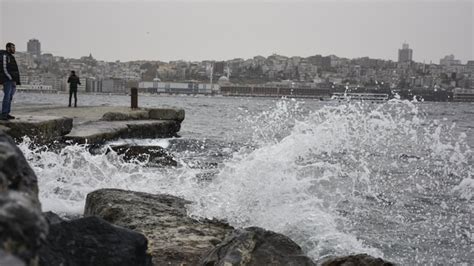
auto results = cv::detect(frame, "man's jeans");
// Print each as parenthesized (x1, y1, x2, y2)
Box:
(2, 80, 16, 115)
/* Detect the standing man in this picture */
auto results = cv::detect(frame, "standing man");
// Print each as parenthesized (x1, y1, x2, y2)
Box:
(0, 43, 20, 120)
(67, 70, 81, 107)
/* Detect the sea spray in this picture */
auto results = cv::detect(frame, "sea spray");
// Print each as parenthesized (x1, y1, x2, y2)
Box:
(18, 138, 201, 214)
(16, 99, 473, 264)
(186, 99, 472, 263)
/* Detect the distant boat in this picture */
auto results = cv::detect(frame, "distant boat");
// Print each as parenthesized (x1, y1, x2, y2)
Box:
(331, 92, 389, 102)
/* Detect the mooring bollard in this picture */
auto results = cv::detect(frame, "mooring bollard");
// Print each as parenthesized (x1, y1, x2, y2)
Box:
(131, 87, 138, 109)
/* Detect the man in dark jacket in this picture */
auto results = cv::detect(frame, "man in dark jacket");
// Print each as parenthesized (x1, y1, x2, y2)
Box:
(0, 42, 20, 120)
(67, 70, 81, 107)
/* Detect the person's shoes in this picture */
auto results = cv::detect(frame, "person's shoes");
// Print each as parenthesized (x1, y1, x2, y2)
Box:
(6, 115, 15, 120)
(0, 115, 8, 121)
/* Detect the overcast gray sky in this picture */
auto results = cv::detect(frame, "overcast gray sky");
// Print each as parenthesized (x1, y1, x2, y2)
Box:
(1, 0, 472, 63)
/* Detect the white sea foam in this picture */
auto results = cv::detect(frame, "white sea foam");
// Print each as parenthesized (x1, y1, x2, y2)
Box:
(17, 99, 472, 264)
(452, 177, 474, 201)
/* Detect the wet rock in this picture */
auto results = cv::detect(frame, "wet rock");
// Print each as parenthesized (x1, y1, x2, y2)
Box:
(0, 132, 48, 265)
(109, 144, 177, 167)
(0, 116, 73, 143)
(42, 211, 64, 225)
(0, 250, 25, 266)
(102, 110, 149, 121)
(126, 120, 181, 138)
(319, 253, 395, 266)
(39, 216, 151, 266)
(0, 191, 48, 265)
(0, 132, 41, 196)
(84, 188, 233, 265)
(200, 227, 316, 266)
(148, 108, 185, 122)
(65, 120, 181, 145)
(102, 108, 184, 122)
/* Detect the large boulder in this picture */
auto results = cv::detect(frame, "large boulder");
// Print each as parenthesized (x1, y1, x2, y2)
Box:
(0, 132, 48, 265)
(199, 227, 316, 266)
(318, 254, 394, 266)
(0, 133, 41, 196)
(148, 108, 185, 122)
(0, 191, 48, 265)
(0, 250, 25, 266)
(84, 189, 234, 265)
(0, 116, 73, 143)
(39, 216, 151, 266)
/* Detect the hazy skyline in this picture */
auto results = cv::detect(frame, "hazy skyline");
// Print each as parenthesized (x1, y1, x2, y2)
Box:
(1, 0, 473, 63)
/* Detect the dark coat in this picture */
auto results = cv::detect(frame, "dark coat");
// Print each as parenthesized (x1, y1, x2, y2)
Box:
(67, 75, 81, 90)
(0, 50, 21, 85)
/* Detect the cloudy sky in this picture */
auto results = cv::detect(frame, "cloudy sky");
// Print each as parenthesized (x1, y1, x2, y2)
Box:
(1, 0, 472, 63)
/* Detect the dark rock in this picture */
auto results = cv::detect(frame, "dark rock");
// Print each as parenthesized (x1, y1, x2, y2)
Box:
(109, 144, 177, 167)
(0, 249, 26, 266)
(0, 132, 40, 196)
(39, 216, 151, 266)
(0, 132, 48, 265)
(200, 227, 316, 266)
(0, 191, 48, 265)
(319, 253, 395, 266)
(42, 211, 64, 225)
(84, 189, 233, 265)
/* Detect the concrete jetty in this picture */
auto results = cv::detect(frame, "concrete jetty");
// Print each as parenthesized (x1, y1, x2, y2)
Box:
(0, 105, 184, 144)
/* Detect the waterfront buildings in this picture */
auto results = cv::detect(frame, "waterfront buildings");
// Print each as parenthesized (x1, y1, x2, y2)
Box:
(138, 81, 217, 95)
(10, 37, 474, 101)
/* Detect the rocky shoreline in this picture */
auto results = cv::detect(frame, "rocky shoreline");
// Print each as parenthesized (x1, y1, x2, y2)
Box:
(0, 103, 392, 266)
(0, 122, 395, 265)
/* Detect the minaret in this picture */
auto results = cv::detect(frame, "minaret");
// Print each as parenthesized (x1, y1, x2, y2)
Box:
(225, 66, 231, 79)
(209, 63, 214, 90)
(153, 70, 160, 88)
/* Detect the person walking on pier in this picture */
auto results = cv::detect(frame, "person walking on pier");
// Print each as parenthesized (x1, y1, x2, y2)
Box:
(67, 70, 81, 107)
(0, 42, 21, 120)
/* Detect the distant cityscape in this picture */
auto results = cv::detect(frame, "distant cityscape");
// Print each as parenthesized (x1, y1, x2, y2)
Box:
(12, 38, 474, 101)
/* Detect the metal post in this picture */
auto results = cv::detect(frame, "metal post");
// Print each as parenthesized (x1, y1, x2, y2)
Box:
(131, 87, 138, 109)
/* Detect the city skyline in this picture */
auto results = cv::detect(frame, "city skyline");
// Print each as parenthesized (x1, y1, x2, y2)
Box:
(1, 0, 472, 63)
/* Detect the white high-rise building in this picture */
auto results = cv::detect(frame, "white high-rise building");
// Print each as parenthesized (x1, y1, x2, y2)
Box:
(440, 55, 461, 66)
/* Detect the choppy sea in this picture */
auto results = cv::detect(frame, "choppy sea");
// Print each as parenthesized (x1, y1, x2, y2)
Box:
(13, 92, 474, 265)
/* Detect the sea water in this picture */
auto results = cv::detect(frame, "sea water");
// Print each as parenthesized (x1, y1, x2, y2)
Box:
(13, 93, 473, 265)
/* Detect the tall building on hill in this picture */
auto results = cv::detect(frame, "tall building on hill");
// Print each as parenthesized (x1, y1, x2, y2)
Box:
(440, 54, 461, 66)
(27, 39, 41, 57)
(214, 61, 225, 75)
(398, 43, 413, 63)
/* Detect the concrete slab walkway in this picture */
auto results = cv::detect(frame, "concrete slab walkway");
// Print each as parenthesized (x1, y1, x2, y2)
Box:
(0, 104, 184, 144)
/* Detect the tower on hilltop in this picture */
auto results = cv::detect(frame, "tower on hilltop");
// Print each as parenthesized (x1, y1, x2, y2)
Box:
(27, 38, 41, 57)
(398, 43, 413, 63)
